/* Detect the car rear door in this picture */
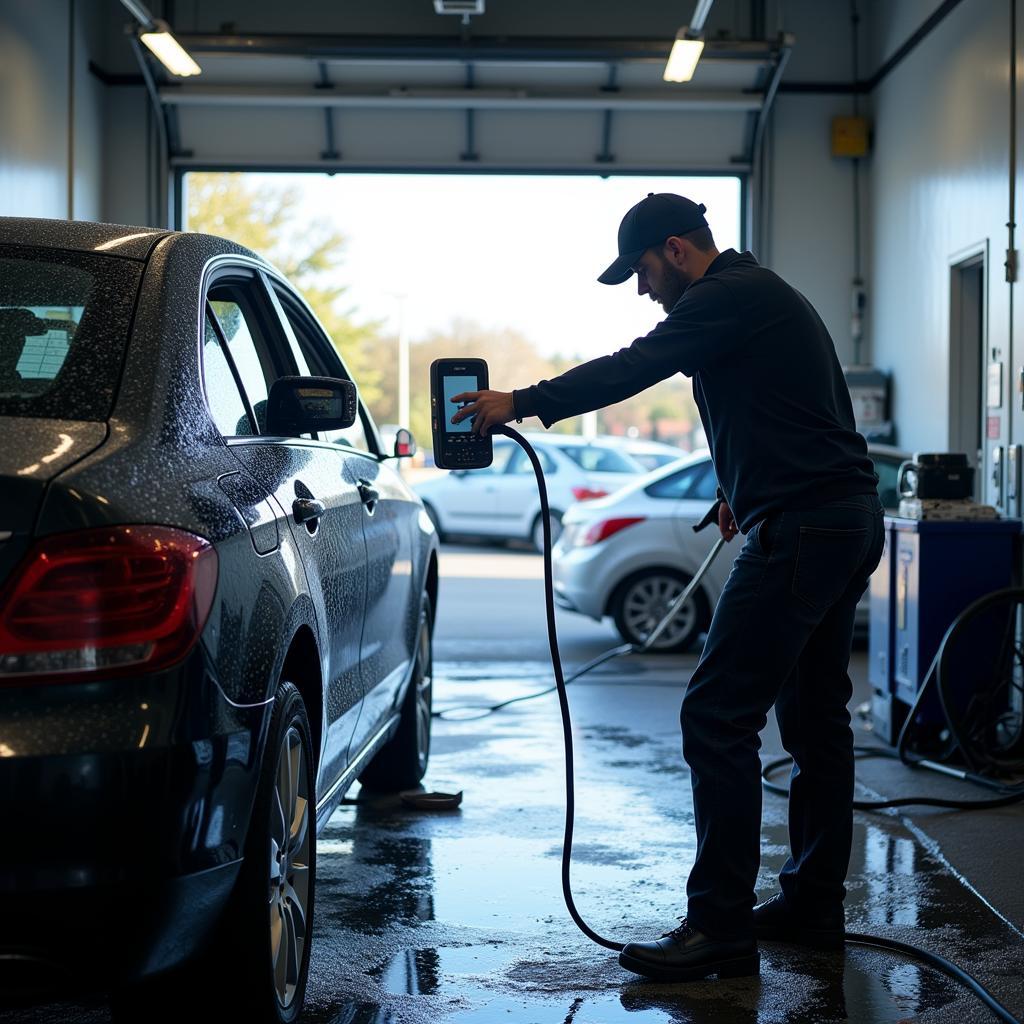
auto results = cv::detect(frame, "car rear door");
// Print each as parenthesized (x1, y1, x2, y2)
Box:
(202, 266, 369, 796)
(429, 441, 515, 537)
(266, 280, 419, 758)
(493, 443, 557, 534)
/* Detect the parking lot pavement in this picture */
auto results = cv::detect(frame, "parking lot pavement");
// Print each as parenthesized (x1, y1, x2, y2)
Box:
(433, 543, 701, 683)
(6, 542, 1022, 1024)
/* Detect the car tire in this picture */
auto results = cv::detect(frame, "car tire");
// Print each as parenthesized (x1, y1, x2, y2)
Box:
(610, 568, 710, 653)
(423, 502, 446, 542)
(110, 682, 316, 1024)
(531, 510, 563, 553)
(358, 595, 433, 792)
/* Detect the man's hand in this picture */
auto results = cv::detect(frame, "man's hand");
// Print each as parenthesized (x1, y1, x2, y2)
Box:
(449, 389, 516, 436)
(718, 501, 738, 542)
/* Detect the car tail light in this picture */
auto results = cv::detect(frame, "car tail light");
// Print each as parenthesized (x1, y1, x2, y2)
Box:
(0, 526, 217, 683)
(577, 517, 646, 547)
(572, 486, 609, 501)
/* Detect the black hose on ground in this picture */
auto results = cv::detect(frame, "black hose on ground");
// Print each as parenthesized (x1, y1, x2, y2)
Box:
(488, 425, 1022, 1023)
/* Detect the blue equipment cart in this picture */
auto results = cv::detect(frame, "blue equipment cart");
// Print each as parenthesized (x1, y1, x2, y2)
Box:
(869, 516, 1021, 744)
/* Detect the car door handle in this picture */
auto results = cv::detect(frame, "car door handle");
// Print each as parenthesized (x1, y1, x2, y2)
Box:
(292, 497, 325, 525)
(357, 480, 379, 514)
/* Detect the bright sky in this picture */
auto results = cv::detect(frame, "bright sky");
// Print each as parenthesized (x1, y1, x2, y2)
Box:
(234, 176, 741, 364)
(211, 172, 741, 361)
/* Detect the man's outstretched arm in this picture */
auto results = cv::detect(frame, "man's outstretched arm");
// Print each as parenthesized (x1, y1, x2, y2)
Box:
(449, 277, 740, 435)
(450, 328, 683, 434)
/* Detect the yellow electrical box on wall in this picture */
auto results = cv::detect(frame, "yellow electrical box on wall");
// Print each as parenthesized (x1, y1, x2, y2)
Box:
(831, 116, 870, 157)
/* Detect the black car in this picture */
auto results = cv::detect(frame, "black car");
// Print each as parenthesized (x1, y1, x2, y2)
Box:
(0, 218, 439, 1022)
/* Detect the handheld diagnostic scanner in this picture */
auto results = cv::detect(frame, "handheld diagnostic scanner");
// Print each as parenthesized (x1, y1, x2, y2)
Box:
(430, 358, 494, 470)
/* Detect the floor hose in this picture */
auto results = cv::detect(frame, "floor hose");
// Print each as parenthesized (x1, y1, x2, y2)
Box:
(487, 425, 1022, 1023)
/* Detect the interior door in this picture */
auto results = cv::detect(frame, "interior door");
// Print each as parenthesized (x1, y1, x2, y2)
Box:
(204, 269, 369, 795)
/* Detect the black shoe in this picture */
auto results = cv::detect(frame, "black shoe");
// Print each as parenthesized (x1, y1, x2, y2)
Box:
(753, 893, 845, 951)
(618, 919, 760, 983)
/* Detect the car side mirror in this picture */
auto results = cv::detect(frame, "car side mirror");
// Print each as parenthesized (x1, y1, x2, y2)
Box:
(265, 376, 357, 437)
(392, 428, 417, 459)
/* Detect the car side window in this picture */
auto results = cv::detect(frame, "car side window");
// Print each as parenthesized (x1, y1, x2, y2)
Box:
(202, 314, 253, 436)
(645, 462, 714, 500)
(506, 445, 556, 475)
(271, 286, 373, 454)
(207, 288, 277, 433)
(558, 444, 636, 474)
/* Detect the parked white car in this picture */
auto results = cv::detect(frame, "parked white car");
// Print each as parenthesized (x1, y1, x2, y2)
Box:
(415, 433, 646, 550)
(553, 447, 908, 652)
(601, 436, 692, 472)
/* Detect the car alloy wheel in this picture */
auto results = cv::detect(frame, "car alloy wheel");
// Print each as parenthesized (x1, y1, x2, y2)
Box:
(612, 570, 707, 652)
(270, 724, 312, 1011)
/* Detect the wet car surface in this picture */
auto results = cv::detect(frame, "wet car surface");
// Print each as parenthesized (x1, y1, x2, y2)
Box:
(0, 218, 438, 1019)
(5, 546, 1022, 1023)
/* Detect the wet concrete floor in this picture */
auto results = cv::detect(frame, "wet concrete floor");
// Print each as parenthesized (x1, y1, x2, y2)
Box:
(6, 545, 1024, 1022)
(292, 663, 1024, 1024)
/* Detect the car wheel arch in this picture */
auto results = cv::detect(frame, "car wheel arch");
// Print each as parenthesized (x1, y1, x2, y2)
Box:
(425, 552, 439, 628)
(422, 500, 445, 540)
(278, 624, 323, 776)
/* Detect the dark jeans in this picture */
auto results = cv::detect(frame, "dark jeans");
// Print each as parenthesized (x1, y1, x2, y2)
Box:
(681, 493, 885, 940)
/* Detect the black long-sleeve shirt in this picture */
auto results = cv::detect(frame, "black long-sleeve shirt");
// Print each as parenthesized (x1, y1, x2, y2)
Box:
(513, 249, 877, 533)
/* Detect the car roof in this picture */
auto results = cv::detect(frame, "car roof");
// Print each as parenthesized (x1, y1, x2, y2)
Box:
(0, 216, 175, 261)
(516, 433, 633, 448)
(0, 216, 270, 267)
(601, 436, 686, 454)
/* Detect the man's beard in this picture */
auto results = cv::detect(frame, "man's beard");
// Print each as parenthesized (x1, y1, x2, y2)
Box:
(653, 263, 692, 312)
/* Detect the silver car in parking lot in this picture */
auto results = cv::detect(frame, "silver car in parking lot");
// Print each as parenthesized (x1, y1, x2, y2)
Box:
(415, 432, 645, 550)
(553, 447, 906, 652)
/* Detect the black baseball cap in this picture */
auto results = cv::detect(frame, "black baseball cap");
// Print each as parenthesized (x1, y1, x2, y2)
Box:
(598, 193, 708, 285)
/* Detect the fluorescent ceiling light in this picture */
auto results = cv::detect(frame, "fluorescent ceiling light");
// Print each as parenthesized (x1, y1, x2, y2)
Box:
(664, 31, 704, 83)
(140, 20, 201, 77)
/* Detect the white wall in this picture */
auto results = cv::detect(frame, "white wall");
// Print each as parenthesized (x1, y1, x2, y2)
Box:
(760, 0, 864, 364)
(0, 0, 104, 220)
(766, 94, 861, 363)
(866, 0, 1016, 505)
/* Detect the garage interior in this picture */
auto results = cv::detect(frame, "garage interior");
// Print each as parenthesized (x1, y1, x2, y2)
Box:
(3, 0, 1024, 1022)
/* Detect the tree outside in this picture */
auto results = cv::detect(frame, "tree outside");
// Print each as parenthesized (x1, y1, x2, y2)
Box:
(185, 171, 700, 454)
(186, 172, 385, 409)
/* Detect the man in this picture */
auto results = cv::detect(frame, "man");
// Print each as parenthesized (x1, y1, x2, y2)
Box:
(450, 193, 883, 982)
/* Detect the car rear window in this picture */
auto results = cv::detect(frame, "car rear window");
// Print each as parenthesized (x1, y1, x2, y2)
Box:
(645, 461, 717, 500)
(557, 444, 637, 473)
(0, 246, 142, 421)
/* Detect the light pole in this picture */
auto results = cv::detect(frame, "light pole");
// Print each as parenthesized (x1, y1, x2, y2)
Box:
(397, 295, 410, 438)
